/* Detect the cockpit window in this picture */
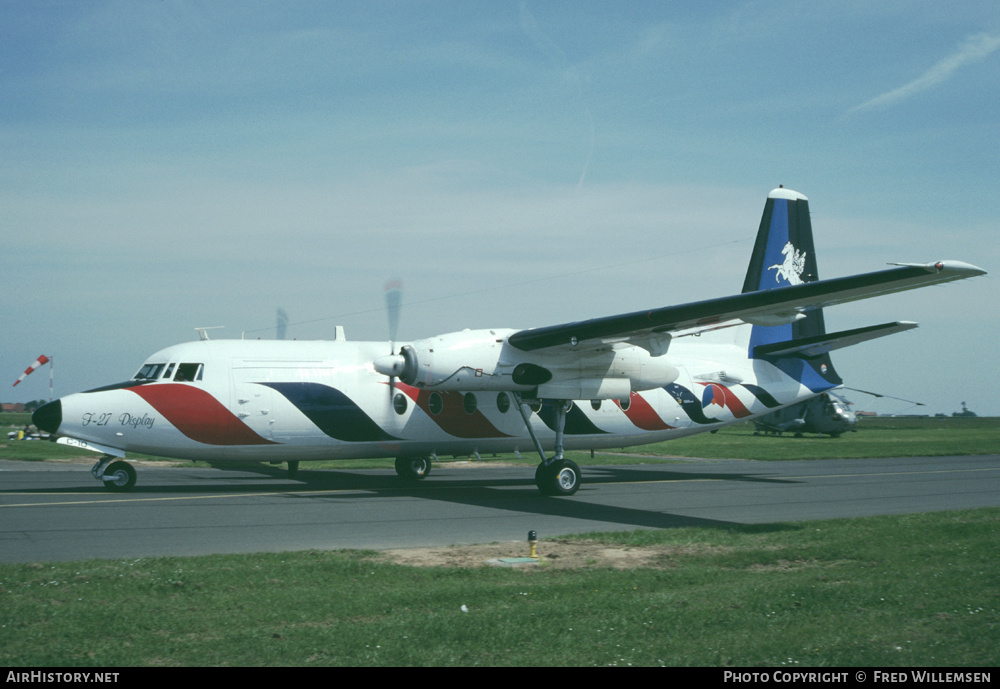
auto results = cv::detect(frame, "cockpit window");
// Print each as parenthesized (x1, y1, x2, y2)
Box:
(174, 363, 203, 382)
(134, 363, 166, 380)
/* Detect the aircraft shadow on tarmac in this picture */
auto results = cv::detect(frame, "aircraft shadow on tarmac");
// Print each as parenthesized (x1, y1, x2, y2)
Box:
(4, 463, 801, 534)
(290, 466, 802, 533)
(3, 462, 797, 495)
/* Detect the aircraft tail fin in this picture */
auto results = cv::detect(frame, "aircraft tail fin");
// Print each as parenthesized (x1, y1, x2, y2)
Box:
(742, 187, 842, 390)
(742, 187, 818, 294)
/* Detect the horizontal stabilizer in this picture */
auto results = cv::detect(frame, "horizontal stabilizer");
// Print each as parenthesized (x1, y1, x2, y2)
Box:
(753, 321, 918, 359)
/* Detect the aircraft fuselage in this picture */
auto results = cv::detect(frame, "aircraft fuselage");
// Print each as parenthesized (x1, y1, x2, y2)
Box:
(45, 335, 811, 464)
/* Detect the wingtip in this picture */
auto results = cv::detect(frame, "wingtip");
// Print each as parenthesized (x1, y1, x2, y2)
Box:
(936, 260, 987, 277)
(889, 260, 987, 277)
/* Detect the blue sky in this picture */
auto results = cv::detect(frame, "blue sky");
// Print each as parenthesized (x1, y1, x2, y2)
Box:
(3, 1, 998, 416)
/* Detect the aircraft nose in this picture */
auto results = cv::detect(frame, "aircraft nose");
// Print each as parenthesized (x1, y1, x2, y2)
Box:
(32, 400, 62, 434)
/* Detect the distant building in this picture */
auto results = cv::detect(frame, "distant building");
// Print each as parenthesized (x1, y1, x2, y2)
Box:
(1, 403, 26, 413)
(953, 402, 977, 417)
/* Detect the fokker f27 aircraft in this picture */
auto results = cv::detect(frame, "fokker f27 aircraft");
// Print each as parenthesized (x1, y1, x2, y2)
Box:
(32, 188, 985, 495)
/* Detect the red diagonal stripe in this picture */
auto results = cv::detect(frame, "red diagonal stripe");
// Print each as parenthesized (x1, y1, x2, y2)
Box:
(394, 383, 511, 438)
(619, 392, 675, 431)
(129, 384, 276, 446)
(697, 382, 752, 419)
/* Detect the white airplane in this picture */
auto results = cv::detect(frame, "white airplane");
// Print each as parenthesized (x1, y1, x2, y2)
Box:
(32, 188, 985, 495)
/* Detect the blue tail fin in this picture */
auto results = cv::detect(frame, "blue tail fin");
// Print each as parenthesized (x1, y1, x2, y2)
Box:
(743, 187, 841, 390)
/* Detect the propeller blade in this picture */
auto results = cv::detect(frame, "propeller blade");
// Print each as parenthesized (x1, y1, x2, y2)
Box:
(384, 280, 402, 346)
(276, 307, 288, 340)
(384, 280, 403, 393)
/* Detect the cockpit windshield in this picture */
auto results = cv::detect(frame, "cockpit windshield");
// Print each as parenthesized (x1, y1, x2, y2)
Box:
(134, 363, 166, 380)
(174, 363, 203, 381)
(133, 362, 204, 381)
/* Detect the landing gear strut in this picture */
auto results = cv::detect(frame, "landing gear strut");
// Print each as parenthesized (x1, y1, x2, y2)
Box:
(92, 455, 137, 492)
(514, 394, 581, 496)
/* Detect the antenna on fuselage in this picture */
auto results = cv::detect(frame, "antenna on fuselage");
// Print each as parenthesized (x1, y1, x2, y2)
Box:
(195, 326, 225, 341)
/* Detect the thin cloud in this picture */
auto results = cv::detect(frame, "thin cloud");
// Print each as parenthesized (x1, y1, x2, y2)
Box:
(849, 32, 1000, 114)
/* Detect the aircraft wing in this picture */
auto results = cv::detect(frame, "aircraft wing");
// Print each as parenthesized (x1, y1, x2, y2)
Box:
(507, 261, 985, 353)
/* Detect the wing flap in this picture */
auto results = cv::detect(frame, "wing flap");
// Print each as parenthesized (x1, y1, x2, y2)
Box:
(507, 261, 984, 352)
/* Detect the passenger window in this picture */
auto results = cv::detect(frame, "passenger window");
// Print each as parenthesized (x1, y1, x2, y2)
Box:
(496, 392, 510, 413)
(463, 393, 478, 414)
(174, 363, 203, 382)
(428, 392, 444, 415)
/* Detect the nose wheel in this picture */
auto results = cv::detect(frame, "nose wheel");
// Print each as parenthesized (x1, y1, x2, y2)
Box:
(92, 456, 137, 492)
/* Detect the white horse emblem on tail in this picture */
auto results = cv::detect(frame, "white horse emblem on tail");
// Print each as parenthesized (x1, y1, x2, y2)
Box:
(769, 241, 807, 285)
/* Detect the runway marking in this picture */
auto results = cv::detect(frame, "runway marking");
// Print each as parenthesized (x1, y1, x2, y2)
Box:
(0, 488, 377, 508)
(587, 466, 1000, 486)
(774, 467, 1000, 481)
(2, 465, 997, 509)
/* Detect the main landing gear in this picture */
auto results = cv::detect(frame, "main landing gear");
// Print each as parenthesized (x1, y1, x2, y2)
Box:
(389, 395, 580, 495)
(92, 455, 137, 492)
(395, 455, 433, 481)
(514, 394, 581, 496)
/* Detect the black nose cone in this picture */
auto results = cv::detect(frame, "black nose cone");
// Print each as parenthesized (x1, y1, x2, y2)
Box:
(32, 400, 62, 434)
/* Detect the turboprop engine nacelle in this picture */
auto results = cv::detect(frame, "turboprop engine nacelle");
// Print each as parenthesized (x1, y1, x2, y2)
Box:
(373, 328, 680, 397)
(374, 329, 519, 391)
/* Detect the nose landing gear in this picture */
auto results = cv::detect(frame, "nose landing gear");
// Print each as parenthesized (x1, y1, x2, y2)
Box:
(92, 456, 137, 492)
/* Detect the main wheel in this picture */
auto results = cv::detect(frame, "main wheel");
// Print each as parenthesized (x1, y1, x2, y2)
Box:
(395, 456, 432, 481)
(102, 461, 137, 492)
(535, 459, 581, 496)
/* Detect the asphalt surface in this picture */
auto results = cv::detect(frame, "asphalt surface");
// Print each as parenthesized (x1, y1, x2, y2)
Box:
(2, 454, 998, 563)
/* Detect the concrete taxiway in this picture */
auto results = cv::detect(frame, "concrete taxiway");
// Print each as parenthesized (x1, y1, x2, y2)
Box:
(2, 455, 998, 563)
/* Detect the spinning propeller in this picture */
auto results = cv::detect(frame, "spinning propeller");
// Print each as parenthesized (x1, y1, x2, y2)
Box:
(378, 280, 404, 394)
(276, 307, 288, 340)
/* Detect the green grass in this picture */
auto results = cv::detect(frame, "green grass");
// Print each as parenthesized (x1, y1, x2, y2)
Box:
(1, 508, 997, 667)
(3, 414, 998, 467)
(2, 413, 997, 666)
(600, 416, 1000, 461)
